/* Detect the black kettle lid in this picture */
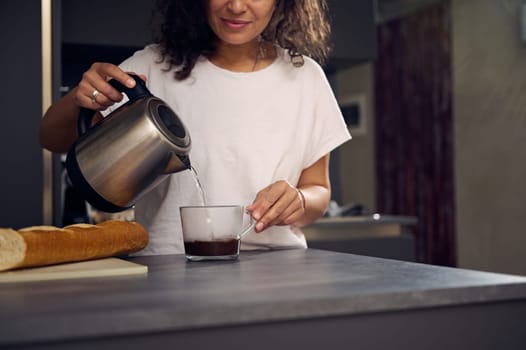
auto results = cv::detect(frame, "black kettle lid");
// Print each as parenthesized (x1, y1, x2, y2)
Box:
(149, 99, 191, 150)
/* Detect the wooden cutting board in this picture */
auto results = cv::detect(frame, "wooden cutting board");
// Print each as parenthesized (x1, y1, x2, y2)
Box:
(0, 258, 147, 283)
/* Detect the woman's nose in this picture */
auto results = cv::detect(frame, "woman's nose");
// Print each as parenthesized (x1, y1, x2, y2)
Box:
(227, 0, 248, 14)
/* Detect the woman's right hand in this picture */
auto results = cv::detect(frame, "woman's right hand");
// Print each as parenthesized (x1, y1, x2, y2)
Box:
(73, 62, 139, 111)
(40, 62, 146, 153)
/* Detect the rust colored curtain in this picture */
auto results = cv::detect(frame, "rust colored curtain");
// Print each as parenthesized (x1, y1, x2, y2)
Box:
(374, 3, 456, 266)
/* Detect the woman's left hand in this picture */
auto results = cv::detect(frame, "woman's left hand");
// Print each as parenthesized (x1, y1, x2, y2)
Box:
(246, 180, 305, 233)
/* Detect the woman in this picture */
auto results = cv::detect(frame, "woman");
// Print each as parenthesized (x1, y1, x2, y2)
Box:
(40, 0, 351, 255)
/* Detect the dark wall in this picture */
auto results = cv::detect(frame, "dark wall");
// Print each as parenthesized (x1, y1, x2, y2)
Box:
(61, 0, 155, 47)
(61, 0, 156, 93)
(326, 0, 377, 71)
(0, 1, 44, 228)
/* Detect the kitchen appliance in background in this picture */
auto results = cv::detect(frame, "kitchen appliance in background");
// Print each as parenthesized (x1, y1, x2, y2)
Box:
(325, 200, 371, 217)
(66, 75, 192, 213)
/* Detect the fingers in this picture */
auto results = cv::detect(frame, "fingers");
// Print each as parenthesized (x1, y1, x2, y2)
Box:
(248, 180, 305, 233)
(74, 62, 140, 110)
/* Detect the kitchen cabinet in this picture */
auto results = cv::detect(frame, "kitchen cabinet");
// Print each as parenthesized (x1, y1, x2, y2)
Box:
(1, 249, 525, 349)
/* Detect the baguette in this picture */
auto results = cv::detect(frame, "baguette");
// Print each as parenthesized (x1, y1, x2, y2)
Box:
(0, 220, 148, 272)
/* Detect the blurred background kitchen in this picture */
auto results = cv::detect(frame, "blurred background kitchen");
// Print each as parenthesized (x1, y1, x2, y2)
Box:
(1, 0, 525, 275)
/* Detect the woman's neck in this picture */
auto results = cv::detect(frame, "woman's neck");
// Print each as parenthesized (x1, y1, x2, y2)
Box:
(209, 40, 276, 72)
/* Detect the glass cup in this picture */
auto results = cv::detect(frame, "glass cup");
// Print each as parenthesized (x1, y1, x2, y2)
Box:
(180, 205, 255, 261)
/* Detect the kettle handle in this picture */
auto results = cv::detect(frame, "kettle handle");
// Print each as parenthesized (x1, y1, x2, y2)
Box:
(77, 74, 152, 136)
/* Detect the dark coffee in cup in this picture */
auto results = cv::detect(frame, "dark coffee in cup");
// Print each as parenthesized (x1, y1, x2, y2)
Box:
(180, 205, 254, 261)
(184, 238, 240, 257)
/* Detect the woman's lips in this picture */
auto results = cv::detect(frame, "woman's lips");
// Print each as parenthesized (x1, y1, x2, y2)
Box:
(222, 18, 251, 30)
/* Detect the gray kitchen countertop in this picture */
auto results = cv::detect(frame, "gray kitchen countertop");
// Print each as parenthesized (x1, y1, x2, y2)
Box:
(1, 249, 525, 347)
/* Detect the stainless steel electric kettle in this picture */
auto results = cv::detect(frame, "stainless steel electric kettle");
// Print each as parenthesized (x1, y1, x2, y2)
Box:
(66, 75, 191, 213)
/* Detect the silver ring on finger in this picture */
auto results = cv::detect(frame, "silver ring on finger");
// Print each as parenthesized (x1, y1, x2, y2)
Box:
(90, 89, 100, 104)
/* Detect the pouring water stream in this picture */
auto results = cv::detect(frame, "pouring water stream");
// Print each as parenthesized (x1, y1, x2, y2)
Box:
(188, 166, 255, 241)
(189, 166, 216, 240)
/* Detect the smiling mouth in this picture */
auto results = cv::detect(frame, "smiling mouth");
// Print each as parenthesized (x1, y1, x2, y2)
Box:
(222, 18, 251, 30)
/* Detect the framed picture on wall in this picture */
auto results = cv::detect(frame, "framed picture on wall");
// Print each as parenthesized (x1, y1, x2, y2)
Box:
(338, 93, 366, 135)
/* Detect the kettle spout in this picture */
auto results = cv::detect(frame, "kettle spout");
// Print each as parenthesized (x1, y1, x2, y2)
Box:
(163, 153, 191, 174)
(179, 154, 191, 169)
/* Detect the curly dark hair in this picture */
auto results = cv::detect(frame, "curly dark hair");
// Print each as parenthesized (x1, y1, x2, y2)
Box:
(153, 0, 332, 80)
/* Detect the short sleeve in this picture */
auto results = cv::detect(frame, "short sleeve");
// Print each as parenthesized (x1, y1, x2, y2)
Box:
(303, 61, 351, 168)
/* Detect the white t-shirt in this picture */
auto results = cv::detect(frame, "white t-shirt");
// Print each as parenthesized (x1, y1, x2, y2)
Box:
(116, 45, 351, 256)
